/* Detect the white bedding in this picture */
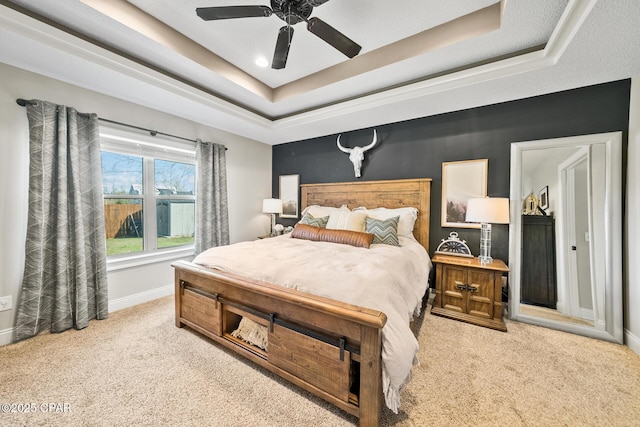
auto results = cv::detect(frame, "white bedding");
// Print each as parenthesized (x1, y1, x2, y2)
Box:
(192, 234, 432, 412)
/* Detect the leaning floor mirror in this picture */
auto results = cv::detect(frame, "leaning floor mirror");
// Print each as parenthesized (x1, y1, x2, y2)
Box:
(508, 132, 623, 343)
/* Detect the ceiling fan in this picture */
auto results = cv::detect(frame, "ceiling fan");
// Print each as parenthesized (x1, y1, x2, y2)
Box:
(196, 0, 362, 69)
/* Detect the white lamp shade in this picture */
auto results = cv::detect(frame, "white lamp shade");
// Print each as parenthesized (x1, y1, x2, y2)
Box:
(465, 197, 510, 224)
(262, 198, 283, 214)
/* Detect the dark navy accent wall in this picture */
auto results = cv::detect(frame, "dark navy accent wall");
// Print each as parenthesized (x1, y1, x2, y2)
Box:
(272, 80, 630, 263)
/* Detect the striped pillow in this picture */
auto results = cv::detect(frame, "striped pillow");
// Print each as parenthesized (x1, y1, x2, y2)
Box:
(366, 216, 400, 246)
(300, 213, 329, 228)
(326, 210, 367, 232)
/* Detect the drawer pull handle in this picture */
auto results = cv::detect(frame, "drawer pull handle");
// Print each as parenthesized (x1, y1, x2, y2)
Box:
(181, 283, 219, 307)
(269, 312, 277, 333)
(456, 283, 478, 292)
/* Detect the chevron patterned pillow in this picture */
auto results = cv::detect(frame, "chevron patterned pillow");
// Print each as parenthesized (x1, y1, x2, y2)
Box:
(354, 206, 418, 237)
(366, 216, 400, 246)
(300, 212, 329, 228)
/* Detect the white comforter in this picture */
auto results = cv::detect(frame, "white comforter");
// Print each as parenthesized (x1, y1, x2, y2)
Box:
(193, 234, 432, 412)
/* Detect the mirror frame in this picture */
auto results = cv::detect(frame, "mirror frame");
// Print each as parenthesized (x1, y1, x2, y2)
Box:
(508, 132, 623, 343)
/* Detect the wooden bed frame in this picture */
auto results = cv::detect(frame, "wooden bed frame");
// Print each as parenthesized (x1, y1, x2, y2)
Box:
(173, 178, 431, 426)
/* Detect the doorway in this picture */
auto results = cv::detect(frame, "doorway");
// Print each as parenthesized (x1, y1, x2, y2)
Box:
(557, 148, 594, 323)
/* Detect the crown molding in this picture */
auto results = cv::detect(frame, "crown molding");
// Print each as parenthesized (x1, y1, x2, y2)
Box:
(0, 0, 596, 145)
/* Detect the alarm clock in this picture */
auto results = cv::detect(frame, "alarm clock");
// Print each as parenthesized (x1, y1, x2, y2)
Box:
(434, 232, 473, 258)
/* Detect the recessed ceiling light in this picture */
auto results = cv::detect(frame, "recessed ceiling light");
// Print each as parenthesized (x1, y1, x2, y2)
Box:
(255, 57, 269, 68)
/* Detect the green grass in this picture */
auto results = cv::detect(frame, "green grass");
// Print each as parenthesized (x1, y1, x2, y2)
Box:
(107, 236, 194, 256)
(106, 237, 142, 256)
(158, 236, 194, 248)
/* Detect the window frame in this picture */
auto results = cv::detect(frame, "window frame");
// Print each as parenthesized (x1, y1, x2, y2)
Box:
(100, 127, 196, 271)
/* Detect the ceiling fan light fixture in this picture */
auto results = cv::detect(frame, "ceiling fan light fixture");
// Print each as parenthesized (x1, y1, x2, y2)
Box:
(255, 56, 269, 68)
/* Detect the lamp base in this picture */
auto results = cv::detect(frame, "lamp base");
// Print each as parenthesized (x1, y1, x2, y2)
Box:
(478, 223, 493, 265)
(478, 255, 494, 265)
(270, 213, 276, 237)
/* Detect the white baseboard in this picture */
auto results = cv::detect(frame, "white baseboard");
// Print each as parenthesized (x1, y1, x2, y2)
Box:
(108, 283, 174, 313)
(0, 327, 14, 347)
(625, 328, 640, 356)
(0, 285, 174, 347)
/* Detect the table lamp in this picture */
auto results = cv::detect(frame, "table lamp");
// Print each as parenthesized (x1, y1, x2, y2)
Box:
(465, 197, 510, 264)
(262, 198, 282, 236)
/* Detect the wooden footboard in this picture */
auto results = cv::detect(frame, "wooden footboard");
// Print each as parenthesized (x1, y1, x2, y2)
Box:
(173, 260, 387, 427)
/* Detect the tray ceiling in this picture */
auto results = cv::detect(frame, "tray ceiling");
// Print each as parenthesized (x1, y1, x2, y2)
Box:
(1, 0, 640, 144)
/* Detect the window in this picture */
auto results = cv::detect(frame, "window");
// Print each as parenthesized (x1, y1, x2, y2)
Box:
(100, 127, 196, 265)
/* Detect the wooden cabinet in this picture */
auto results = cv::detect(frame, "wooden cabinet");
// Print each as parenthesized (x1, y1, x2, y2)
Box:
(521, 215, 557, 308)
(431, 254, 508, 331)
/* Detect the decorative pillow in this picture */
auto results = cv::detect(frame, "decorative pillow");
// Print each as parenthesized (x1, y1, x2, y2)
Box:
(301, 204, 349, 219)
(366, 216, 400, 246)
(326, 210, 367, 232)
(299, 212, 329, 228)
(291, 223, 374, 248)
(355, 207, 418, 237)
(231, 317, 268, 351)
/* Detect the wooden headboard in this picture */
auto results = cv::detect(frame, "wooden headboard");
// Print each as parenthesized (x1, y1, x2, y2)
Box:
(300, 178, 432, 252)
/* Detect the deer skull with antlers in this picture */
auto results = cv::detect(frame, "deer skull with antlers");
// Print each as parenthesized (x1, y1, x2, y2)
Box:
(336, 129, 377, 178)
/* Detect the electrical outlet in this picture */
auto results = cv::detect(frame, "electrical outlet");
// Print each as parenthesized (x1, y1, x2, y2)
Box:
(0, 296, 12, 311)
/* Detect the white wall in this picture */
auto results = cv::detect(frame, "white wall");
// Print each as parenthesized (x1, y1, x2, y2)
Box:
(524, 146, 579, 216)
(0, 63, 272, 344)
(627, 75, 640, 354)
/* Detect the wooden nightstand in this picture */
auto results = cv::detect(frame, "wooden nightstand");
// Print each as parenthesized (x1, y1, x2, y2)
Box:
(431, 254, 509, 331)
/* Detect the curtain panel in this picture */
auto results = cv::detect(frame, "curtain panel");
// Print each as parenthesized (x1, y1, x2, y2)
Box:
(195, 140, 230, 253)
(15, 100, 109, 341)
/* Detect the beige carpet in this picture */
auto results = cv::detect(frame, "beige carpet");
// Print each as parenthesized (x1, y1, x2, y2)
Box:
(1, 296, 640, 427)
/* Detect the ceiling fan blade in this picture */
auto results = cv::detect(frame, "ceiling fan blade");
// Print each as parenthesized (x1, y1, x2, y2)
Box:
(196, 6, 272, 21)
(272, 26, 294, 69)
(306, 17, 361, 58)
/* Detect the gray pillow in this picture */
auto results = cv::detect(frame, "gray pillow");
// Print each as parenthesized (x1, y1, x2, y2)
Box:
(366, 216, 400, 246)
(300, 212, 329, 228)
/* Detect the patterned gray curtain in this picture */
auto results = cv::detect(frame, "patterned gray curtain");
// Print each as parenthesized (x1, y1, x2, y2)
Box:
(195, 140, 229, 253)
(15, 100, 109, 341)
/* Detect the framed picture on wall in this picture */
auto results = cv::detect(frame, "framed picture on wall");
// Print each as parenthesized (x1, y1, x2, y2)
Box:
(539, 186, 549, 210)
(279, 174, 299, 218)
(441, 159, 488, 228)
